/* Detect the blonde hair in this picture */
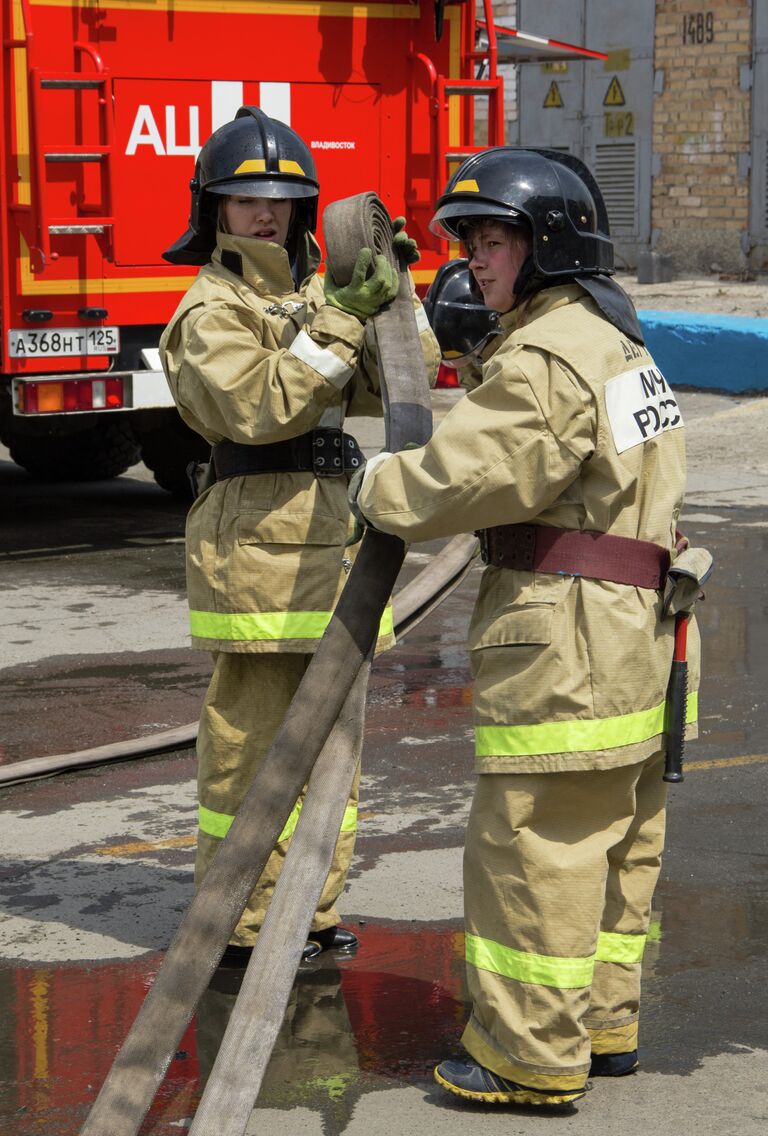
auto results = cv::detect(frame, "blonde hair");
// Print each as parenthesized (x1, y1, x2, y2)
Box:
(217, 198, 231, 234)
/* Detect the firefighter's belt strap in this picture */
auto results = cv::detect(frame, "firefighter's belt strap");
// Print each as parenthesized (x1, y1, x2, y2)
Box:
(212, 430, 365, 480)
(479, 524, 670, 590)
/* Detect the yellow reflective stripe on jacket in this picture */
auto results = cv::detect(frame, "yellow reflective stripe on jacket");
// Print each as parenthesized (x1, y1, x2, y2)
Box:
(190, 607, 395, 642)
(595, 930, 646, 964)
(475, 691, 698, 757)
(465, 932, 595, 989)
(198, 802, 358, 843)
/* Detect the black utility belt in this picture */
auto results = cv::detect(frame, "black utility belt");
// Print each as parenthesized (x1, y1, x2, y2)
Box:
(212, 429, 365, 481)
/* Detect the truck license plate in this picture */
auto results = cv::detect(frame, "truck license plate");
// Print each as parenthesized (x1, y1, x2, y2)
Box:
(8, 326, 120, 358)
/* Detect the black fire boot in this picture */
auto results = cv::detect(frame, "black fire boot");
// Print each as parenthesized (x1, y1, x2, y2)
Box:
(302, 924, 359, 960)
(589, 1050, 639, 1076)
(434, 1058, 588, 1107)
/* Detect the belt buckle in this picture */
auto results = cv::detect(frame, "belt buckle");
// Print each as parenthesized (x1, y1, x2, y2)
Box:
(312, 428, 344, 477)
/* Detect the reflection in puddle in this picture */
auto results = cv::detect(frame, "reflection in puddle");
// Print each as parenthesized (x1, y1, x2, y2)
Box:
(0, 924, 466, 1134)
(2, 883, 765, 1133)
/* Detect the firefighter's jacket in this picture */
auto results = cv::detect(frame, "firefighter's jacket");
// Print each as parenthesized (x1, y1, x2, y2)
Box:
(160, 231, 440, 654)
(358, 283, 701, 773)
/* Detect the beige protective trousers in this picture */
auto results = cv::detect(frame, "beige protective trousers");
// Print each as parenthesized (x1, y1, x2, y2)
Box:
(462, 749, 667, 1092)
(195, 652, 360, 947)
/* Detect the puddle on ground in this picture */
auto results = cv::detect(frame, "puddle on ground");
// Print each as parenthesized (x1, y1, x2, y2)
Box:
(1, 888, 765, 1135)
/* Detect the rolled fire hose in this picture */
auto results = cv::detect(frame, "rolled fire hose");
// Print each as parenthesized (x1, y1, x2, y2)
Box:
(185, 202, 478, 1135)
(0, 534, 477, 789)
(79, 193, 437, 1136)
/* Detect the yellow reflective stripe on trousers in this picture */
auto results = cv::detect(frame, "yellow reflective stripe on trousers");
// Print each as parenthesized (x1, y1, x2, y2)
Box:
(465, 932, 595, 989)
(595, 930, 646, 964)
(190, 607, 394, 642)
(198, 802, 358, 843)
(475, 691, 698, 757)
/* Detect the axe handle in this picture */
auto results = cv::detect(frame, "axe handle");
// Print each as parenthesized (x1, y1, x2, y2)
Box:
(663, 613, 689, 783)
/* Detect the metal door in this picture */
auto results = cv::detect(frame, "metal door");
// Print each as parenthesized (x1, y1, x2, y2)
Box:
(517, 0, 655, 266)
(749, 1, 768, 268)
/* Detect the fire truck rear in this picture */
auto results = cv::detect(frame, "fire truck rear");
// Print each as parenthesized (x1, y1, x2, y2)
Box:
(1, 0, 602, 494)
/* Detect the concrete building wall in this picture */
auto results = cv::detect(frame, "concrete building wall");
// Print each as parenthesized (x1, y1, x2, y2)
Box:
(652, 0, 753, 273)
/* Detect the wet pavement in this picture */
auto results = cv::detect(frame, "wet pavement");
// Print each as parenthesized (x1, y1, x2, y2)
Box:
(0, 390, 766, 1134)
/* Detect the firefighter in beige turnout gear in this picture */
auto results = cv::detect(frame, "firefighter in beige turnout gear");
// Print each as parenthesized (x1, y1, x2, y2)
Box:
(352, 147, 702, 1106)
(160, 107, 439, 964)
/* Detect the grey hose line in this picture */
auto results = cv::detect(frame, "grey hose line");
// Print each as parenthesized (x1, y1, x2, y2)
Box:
(0, 535, 478, 790)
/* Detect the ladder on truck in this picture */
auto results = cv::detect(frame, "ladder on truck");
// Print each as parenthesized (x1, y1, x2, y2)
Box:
(3, 0, 115, 268)
(410, 0, 505, 250)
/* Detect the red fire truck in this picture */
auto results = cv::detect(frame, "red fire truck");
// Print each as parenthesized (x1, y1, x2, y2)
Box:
(0, 0, 602, 494)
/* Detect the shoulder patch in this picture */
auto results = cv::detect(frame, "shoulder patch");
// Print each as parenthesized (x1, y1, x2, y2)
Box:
(605, 365, 684, 454)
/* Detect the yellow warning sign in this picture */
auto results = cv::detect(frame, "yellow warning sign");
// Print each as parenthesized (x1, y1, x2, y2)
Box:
(604, 76, 626, 107)
(543, 81, 564, 109)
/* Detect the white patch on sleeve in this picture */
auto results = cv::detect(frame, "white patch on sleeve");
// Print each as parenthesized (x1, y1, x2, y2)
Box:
(604, 365, 684, 454)
(288, 329, 355, 388)
(415, 304, 430, 334)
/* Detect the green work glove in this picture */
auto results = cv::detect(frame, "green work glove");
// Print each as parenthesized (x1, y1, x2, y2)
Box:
(324, 248, 399, 321)
(391, 216, 421, 265)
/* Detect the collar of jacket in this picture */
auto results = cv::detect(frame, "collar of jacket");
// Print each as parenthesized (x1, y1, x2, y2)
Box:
(211, 232, 321, 299)
(497, 283, 581, 333)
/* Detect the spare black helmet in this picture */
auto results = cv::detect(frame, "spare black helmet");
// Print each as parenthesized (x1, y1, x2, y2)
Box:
(430, 146, 614, 280)
(423, 259, 501, 367)
(163, 106, 320, 266)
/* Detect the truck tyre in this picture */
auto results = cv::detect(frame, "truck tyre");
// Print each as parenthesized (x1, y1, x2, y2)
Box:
(137, 411, 210, 499)
(7, 420, 141, 480)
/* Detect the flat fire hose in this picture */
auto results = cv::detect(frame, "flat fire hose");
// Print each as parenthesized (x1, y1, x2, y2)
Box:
(79, 193, 434, 1136)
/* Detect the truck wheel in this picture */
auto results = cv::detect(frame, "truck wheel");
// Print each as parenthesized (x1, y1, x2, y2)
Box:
(7, 420, 141, 480)
(137, 412, 210, 499)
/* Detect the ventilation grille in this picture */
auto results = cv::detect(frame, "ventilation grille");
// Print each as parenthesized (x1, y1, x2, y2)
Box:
(594, 143, 636, 233)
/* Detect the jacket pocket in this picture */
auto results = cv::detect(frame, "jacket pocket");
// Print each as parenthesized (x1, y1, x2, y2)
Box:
(236, 510, 346, 547)
(469, 604, 554, 651)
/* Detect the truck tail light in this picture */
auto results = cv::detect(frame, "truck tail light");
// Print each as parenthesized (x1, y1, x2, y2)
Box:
(19, 377, 125, 414)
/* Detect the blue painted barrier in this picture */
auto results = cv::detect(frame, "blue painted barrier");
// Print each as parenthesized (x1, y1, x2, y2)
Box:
(638, 310, 768, 393)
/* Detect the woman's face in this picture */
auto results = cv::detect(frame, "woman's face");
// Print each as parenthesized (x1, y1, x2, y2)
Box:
(465, 221, 530, 313)
(222, 195, 293, 246)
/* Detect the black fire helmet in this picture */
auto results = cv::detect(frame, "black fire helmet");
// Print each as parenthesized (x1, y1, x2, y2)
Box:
(430, 147, 644, 342)
(163, 106, 319, 266)
(423, 259, 501, 367)
(430, 146, 614, 280)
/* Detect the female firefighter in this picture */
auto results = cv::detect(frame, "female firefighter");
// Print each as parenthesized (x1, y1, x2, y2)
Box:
(352, 147, 702, 1107)
(159, 106, 439, 965)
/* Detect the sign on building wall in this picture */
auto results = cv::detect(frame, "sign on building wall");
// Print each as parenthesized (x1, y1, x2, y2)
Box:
(516, 0, 655, 267)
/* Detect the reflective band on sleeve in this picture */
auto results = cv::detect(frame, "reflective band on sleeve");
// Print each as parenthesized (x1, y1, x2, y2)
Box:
(415, 305, 430, 334)
(475, 691, 698, 757)
(190, 607, 394, 643)
(288, 329, 355, 389)
(595, 931, 646, 965)
(199, 801, 358, 844)
(465, 932, 595, 989)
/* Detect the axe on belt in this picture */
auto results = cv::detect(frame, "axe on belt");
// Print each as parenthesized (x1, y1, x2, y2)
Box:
(661, 544, 714, 783)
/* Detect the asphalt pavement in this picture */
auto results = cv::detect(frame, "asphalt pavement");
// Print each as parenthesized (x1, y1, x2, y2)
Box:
(0, 386, 766, 1135)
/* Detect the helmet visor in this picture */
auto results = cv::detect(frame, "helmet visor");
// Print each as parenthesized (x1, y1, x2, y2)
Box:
(441, 324, 503, 368)
(207, 177, 319, 200)
(429, 199, 524, 240)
